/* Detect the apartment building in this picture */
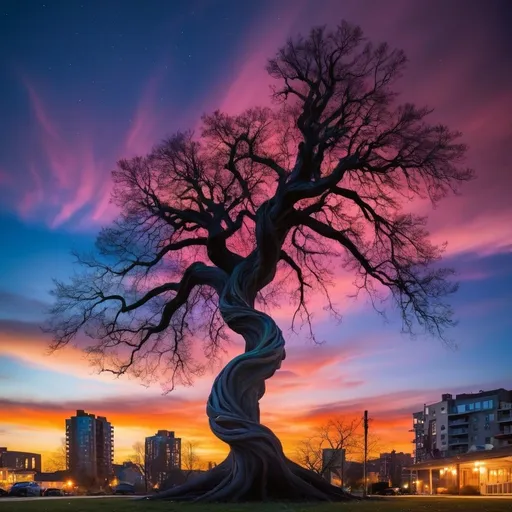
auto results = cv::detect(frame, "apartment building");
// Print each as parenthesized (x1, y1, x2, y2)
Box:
(145, 430, 181, 487)
(412, 388, 512, 463)
(66, 410, 114, 483)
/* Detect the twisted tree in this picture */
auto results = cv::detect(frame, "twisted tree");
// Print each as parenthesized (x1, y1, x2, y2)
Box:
(46, 21, 473, 502)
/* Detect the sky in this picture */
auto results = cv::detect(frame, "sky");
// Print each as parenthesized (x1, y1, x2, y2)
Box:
(0, 0, 511, 469)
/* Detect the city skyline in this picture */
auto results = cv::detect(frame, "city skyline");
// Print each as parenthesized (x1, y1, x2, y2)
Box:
(1, 0, 511, 468)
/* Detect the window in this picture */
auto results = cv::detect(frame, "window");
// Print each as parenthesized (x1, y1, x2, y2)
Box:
(469, 403, 474, 411)
(441, 434, 446, 440)
(475, 402, 481, 410)
(485, 437, 491, 444)
(457, 404, 465, 414)
(486, 413, 495, 422)
(441, 425, 446, 430)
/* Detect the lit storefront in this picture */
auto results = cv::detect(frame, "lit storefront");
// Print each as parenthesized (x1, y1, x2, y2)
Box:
(407, 446, 512, 495)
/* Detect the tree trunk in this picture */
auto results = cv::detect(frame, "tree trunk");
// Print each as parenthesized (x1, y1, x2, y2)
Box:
(146, 265, 356, 502)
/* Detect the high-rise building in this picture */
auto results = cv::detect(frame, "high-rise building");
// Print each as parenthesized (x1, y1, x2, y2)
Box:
(95, 415, 114, 481)
(412, 388, 512, 463)
(145, 430, 181, 487)
(66, 410, 114, 484)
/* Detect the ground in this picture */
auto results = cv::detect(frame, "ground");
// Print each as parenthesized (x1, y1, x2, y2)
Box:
(0, 497, 511, 512)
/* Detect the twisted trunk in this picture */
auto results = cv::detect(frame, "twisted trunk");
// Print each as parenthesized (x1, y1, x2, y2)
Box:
(147, 262, 355, 502)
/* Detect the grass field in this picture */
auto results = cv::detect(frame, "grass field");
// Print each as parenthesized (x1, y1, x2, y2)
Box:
(0, 497, 511, 512)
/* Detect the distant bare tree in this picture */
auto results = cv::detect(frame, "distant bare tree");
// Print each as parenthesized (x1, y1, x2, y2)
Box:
(295, 418, 363, 485)
(129, 441, 151, 492)
(45, 438, 67, 472)
(46, 19, 473, 502)
(182, 441, 202, 481)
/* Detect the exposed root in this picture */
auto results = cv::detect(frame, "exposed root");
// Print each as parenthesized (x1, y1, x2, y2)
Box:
(144, 453, 357, 502)
(144, 258, 358, 502)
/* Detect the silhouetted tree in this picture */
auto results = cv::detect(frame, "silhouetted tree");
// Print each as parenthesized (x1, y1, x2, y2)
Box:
(46, 20, 473, 502)
(182, 441, 202, 481)
(129, 442, 150, 492)
(295, 417, 378, 487)
(45, 438, 67, 472)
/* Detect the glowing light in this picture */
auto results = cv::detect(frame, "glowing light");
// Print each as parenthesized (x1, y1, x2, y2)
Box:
(66, 480, 73, 487)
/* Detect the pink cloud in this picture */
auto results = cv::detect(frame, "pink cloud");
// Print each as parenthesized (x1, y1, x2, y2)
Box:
(124, 67, 168, 157)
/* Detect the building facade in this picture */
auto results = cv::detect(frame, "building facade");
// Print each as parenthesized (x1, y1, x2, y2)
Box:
(145, 430, 181, 487)
(0, 447, 42, 473)
(66, 410, 114, 484)
(412, 389, 512, 463)
(378, 451, 413, 487)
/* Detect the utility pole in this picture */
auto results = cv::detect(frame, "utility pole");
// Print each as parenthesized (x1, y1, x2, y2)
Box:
(363, 410, 368, 497)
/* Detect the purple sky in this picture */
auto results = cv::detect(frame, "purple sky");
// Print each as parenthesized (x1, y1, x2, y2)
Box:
(0, 0, 511, 466)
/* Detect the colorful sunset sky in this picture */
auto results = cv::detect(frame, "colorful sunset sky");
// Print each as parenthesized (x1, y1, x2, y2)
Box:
(0, 0, 511, 470)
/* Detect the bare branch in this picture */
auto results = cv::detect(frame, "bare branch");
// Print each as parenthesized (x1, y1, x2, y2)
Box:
(46, 19, 473, 393)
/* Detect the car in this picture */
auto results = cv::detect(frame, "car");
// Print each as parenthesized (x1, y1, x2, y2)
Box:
(8, 481, 42, 497)
(113, 483, 135, 495)
(383, 487, 401, 495)
(43, 488, 64, 496)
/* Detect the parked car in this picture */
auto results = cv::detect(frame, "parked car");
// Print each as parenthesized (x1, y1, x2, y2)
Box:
(9, 482, 42, 497)
(0, 488, 8, 497)
(383, 487, 401, 495)
(113, 483, 135, 495)
(43, 488, 64, 496)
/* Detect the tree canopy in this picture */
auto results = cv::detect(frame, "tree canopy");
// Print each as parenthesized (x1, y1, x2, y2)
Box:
(47, 21, 473, 392)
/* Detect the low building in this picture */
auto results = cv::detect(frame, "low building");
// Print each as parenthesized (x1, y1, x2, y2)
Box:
(407, 445, 512, 495)
(321, 448, 345, 485)
(0, 468, 36, 489)
(34, 470, 73, 490)
(0, 447, 42, 473)
(379, 451, 413, 487)
(113, 462, 144, 486)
